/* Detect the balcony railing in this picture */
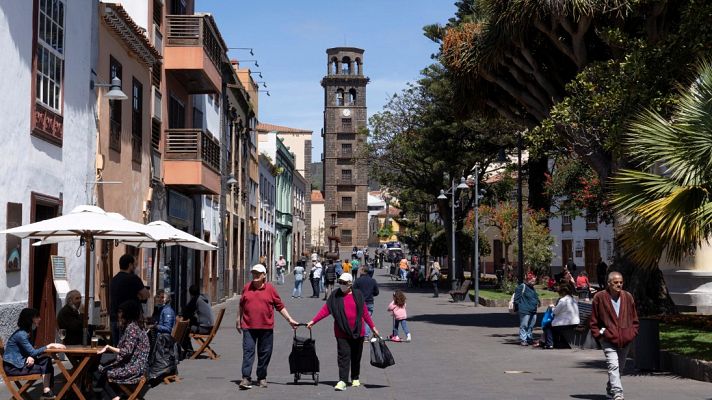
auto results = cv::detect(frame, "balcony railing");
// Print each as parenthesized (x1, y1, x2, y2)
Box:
(165, 128, 220, 172)
(166, 15, 225, 72)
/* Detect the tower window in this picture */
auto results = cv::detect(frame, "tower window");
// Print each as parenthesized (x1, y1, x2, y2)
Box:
(342, 118, 352, 131)
(335, 89, 344, 106)
(348, 89, 357, 105)
(331, 57, 338, 75)
(341, 56, 351, 74)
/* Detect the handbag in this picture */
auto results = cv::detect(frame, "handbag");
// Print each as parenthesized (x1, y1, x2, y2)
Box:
(508, 284, 525, 314)
(369, 335, 395, 369)
(541, 307, 554, 328)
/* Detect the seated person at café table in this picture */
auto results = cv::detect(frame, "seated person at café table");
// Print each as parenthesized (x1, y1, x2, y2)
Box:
(3, 308, 66, 399)
(57, 290, 83, 345)
(96, 300, 150, 400)
(180, 285, 214, 355)
(153, 290, 176, 334)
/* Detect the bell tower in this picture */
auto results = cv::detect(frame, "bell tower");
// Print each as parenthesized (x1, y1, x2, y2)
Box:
(321, 47, 369, 257)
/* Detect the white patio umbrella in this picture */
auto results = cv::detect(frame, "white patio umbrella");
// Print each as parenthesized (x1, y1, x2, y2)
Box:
(121, 220, 217, 295)
(0, 205, 155, 334)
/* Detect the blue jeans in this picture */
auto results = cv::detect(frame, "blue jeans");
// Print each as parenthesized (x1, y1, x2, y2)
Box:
(519, 313, 537, 343)
(364, 302, 374, 337)
(393, 319, 410, 336)
(293, 279, 303, 297)
(241, 329, 274, 380)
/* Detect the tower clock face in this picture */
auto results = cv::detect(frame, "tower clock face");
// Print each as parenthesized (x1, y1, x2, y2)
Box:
(342, 108, 351, 117)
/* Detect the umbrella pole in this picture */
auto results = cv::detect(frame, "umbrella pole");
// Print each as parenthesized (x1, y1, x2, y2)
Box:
(83, 234, 91, 345)
(154, 244, 161, 297)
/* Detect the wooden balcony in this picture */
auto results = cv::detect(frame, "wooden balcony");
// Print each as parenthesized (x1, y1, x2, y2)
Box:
(164, 15, 227, 94)
(164, 128, 221, 194)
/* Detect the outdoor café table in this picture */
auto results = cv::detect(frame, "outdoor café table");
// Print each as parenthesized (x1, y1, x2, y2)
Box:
(45, 345, 101, 400)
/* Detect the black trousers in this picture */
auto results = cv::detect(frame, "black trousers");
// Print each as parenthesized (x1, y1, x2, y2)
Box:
(336, 337, 364, 382)
(311, 278, 320, 297)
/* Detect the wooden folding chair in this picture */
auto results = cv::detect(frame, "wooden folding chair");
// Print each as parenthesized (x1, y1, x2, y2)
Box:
(116, 375, 147, 400)
(163, 318, 190, 384)
(190, 308, 225, 360)
(0, 337, 42, 400)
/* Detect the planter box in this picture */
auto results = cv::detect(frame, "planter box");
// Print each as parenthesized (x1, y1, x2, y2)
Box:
(471, 294, 557, 308)
(660, 350, 712, 382)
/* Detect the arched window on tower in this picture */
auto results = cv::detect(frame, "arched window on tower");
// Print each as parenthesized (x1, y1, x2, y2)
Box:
(335, 89, 344, 106)
(355, 58, 362, 75)
(348, 89, 357, 105)
(341, 57, 351, 74)
(331, 57, 338, 75)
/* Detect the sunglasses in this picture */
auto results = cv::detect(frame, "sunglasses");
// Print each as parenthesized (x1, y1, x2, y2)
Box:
(610, 281, 624, 285)
(337, 280, 350, 285)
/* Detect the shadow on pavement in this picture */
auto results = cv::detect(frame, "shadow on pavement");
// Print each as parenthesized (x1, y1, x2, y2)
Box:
(569, 395, 609, 400)
(319, 380, 389, 389)
(408, 312, 518, 328)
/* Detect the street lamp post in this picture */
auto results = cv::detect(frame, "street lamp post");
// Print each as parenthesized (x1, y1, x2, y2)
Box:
(471, 165, 482, 307)
(517, 130, 524, 284)
(438, 177, 469, 291)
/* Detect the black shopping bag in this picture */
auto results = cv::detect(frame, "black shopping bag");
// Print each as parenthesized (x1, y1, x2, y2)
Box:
(369, 337, 395, 369)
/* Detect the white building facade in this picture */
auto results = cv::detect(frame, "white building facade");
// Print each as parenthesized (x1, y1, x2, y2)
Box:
(0, 0, 97, 339)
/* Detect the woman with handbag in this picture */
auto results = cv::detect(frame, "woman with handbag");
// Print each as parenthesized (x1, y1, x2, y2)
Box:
(306, 273, 380, 391)
(513, 273, 540, 346)
(541, 283, 580, 349)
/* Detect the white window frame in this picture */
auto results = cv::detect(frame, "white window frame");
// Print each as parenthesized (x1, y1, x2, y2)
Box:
(36, 0, 66, 113)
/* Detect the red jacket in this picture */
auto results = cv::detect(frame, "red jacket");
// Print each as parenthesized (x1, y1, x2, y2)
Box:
(589, 289, 639, 348)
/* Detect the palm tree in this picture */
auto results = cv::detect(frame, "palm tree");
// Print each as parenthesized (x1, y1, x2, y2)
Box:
(612, 61, 712, 267)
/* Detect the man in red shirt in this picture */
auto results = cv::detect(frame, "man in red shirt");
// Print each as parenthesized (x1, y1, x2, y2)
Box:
(236, 264, 298, 390)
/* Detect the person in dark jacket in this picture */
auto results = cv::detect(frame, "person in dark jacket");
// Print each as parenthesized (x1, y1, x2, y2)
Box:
(323, 262, 337, 300)
(590, 271, 639, 400)
(352, 267, 379, 338)
(513, 273, 540, 346)
(307, 273, 380, 391)
(154, 290, 176, 334)
(596, 258, 609, 290)
(3, 308, 65, 399)
(57, 290, 83, 345)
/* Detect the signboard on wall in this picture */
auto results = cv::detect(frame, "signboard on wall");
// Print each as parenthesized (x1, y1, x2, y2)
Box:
(6, 202, 22, 272)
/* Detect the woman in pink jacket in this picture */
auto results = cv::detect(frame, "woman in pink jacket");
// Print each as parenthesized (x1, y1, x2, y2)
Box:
(307, 273, 380, 391)
(388, 290, 410, 342)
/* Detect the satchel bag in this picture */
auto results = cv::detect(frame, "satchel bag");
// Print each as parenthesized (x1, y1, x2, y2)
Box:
(508, 284, 526, 315)
(369, 336, 396, 369)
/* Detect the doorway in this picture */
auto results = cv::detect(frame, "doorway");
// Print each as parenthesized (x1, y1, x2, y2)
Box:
(585, 239, 601, 279)
(561, 240, 573, 270)
(28, 193, 60, 345)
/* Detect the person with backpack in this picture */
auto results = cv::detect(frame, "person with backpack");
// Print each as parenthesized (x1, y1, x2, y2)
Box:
(429, 260, 441, 297)
(323, 261, 338, 300)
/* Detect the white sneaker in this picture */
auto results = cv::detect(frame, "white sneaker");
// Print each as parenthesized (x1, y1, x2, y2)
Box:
(405, 333, 411, 342)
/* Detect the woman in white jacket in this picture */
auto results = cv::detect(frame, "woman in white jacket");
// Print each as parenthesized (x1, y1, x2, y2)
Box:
(542, 283, 580, 349)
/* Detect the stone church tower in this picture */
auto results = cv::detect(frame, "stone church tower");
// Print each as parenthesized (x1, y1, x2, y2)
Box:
(321, 47, 369, 256)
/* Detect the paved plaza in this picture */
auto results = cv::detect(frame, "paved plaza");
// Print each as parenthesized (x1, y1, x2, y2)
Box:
(4, 270, 711, 399)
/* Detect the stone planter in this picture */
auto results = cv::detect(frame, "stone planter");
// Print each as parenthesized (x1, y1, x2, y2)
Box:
(660, 350, 712, 382)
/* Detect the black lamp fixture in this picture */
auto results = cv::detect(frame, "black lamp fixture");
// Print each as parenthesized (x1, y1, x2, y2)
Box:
(229, 47, 254, 56)
(250, 71, 263, 79)
(241, 60, 259, 67)
(259, 90, 270, 97)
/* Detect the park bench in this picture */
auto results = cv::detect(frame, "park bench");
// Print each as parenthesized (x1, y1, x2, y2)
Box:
(0, 337, 42, 400)
(560, 301, 597, 349)
(190, 308, 225, 360)
(449, 280, 472, 302)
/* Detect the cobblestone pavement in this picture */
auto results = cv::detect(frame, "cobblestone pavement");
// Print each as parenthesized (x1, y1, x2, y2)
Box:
(4, 269, 711, 399)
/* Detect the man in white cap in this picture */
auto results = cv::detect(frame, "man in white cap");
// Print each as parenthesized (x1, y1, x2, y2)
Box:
(236, 264, 298, 390)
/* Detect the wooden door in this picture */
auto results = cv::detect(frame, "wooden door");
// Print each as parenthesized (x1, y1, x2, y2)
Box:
(585, 239, 600, 278)
(28, 194, 59, 345)
(561, 240, 573, 269)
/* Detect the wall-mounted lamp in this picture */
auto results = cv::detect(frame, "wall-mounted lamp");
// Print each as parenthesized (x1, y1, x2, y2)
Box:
(226, 175, 238, 186)
(229, 47, 254, 56)
(250, 71, 263, 79)
(259, 90, 270, 97)
(255, 81, 268, 88)
(241, 60, 259, 67)
(90, 77, 127, 101)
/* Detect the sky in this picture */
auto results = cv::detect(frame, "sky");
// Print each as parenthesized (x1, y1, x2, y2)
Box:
(199, 1, 457, 160)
